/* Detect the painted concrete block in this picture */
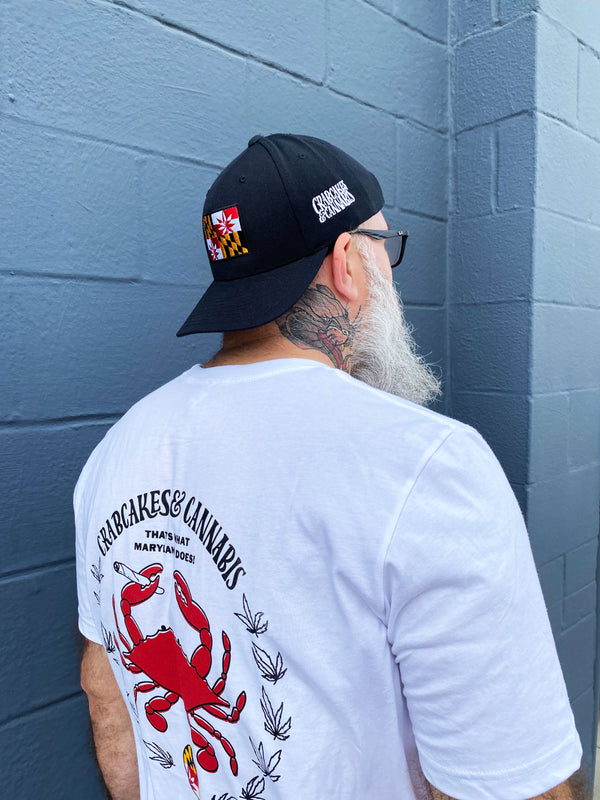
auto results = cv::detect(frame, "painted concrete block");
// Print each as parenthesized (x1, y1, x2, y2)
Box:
(139, 157, 219, 285)
(532, 305, 600, 392)
(245, 61, 397, 204)
(527, 467, 600, 564)
(2, 695, 105, 799)
(563, 581, 595, 630)
(569, 390, 600, 469)
(451, 0, 495, 43)
(566, 538, 599, 596)
(509, 482, 527, 516)
(570, 687, 595, 778)
(578, 44, 600, 141)
(451, 392, 529, 483)
(328, 0, 447, 130)
(385, 210, 446, 305)
(499, 0, 539, 22)
(536, 14, 578, 126)
(369, 0, 394, 15)
(497, 112, 536, 210)
(539, 0, 600, 55)
(396, 121, 448, 218)
(116, 0, 327, 83)
(454, 16, 535, 131)
(545, 600, 562, 640)
(537, 555, 564, 608)
(455, 124, 494, 217)
(450, 210, 533, 303)
(0, 564, 80, 724)
(451, 301, 530, 392)
(533, 210, 600, 308)
(0, 422, 111, 576)
(0, 274, 220, 421)
(556, 613, 595, 700)
(395, 0, 448, 42)
(0, 119, 140, 278)
(1, 0, 250, 166)
(401, 306, 446, 381)
(537, 115, 600, 226)
(528, 392, 569, 483)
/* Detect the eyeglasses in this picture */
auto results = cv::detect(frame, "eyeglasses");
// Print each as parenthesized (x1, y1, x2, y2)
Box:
(350, 229, 408, 268)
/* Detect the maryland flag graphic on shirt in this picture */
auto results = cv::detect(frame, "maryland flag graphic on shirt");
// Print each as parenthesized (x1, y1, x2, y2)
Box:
(203, 206, 249, 261)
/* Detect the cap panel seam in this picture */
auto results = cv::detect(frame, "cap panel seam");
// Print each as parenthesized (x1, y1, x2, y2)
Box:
(257, 137, 310, 250)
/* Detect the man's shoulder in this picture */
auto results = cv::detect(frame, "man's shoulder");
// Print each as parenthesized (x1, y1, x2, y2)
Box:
(311, 369, 486, 472)
(328, 369, 465, 435)
(115, 365, 197, 423)
(76, 368, 195, 478)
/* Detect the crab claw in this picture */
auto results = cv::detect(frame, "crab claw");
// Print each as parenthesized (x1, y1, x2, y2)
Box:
(174, 571, 211, 634)
(119, 562, 163, 605)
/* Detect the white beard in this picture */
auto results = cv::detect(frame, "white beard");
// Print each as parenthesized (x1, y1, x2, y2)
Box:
(349, 239, 441, 406)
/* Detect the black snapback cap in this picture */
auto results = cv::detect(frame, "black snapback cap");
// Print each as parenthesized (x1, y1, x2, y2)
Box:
(177, 133, 384, 336)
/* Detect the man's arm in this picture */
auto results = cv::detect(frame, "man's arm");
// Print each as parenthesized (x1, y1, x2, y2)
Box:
(80, 638, 140, 800)
(426, 765, 589, 800)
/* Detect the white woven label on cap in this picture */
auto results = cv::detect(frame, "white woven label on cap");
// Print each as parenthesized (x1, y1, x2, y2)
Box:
(311, 180, 356, 223)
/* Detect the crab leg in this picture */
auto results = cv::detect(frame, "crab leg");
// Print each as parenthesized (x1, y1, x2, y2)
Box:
(204, 691, 246, 723)
(190, 726, 218, 773)
(212, 631, 232, 695)
(145, 690, 180, 732)
(132, 679, 159, 703)
(189, 711, 239, 776)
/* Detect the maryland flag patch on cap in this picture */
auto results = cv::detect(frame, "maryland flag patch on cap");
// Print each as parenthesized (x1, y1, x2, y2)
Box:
(203, 206, 249, 262)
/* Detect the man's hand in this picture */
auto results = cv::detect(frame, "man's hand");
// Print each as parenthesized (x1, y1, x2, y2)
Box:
(427, 764, 589, 800)
(81, 638, 140, 800)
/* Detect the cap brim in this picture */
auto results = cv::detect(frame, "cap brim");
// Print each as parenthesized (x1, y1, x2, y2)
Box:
(176, 245, 330, 336)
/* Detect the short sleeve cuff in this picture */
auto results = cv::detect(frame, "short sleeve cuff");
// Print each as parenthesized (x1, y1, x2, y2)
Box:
(421, 733, 583, 800)
(78, 615, 102, 645)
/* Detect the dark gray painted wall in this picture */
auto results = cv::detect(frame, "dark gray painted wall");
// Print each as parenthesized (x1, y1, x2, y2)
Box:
(448, 0, 600, 780)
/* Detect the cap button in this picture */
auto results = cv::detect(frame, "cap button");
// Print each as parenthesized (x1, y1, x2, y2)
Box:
(248, 135, 262, 147)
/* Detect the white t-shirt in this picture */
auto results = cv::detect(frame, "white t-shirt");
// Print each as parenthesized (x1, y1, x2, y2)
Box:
(75, 359, 581, 800)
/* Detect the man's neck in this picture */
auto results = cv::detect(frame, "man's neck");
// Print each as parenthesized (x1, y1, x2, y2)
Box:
(202, 326, 333, 369)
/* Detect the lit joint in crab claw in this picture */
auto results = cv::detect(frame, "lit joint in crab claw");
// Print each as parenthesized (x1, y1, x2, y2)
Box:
(111, 563, 246, 775)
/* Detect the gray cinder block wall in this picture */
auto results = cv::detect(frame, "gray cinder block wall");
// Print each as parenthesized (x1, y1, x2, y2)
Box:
(1, 0, 598, 795)
(0, 1, 447, 795)
(448, 0, 600, 779)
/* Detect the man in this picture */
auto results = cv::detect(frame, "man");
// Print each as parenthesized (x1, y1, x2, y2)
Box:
(77, 134, 584, 800)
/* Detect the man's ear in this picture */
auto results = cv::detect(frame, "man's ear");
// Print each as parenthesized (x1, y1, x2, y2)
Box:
(330, 232, 360, 303)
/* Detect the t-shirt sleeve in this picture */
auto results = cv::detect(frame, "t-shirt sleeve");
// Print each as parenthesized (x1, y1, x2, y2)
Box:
(383, 427, 582, 800)
(74, 474, 103, 645)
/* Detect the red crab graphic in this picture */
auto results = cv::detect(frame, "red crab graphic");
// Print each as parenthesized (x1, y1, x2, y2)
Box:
(112, 563, 246, 775)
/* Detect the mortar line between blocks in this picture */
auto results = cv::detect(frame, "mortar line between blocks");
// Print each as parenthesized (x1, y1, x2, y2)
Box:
(0, 558, 76, 584)
(452, 10, 536, 46)
(0, 692, 83, 732)
(538, 10, 600, 59)
(97, 0, 327, 89)
(492, 125, 499, 213)
(535, 205, 600, 231)
(491, 0, 500, 25)
(357, 0, 446, 45)
(576, 42, 582, 129)
(538, 110, 600, 146)
(0, 413, 121, 430)
(0, 268, 204, 289)
(0, 111, 225, 172)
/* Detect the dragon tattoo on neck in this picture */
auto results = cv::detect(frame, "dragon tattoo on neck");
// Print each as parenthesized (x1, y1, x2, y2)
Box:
(277, 284, 359, 370)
